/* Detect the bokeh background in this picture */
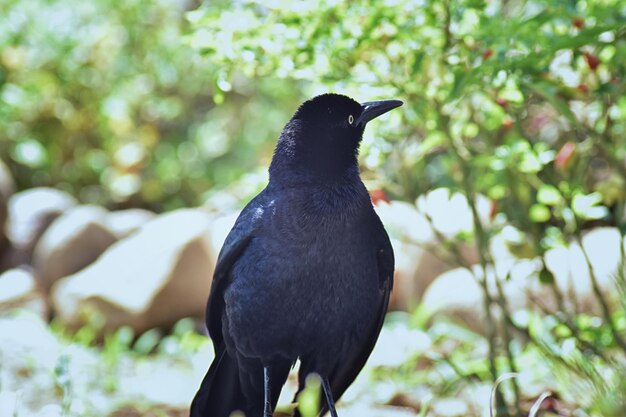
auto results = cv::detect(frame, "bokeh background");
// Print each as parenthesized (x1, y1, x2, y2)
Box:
(1, 0, 626, 416)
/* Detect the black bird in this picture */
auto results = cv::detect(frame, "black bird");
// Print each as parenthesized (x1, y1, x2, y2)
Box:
(190, 93, 402, 417)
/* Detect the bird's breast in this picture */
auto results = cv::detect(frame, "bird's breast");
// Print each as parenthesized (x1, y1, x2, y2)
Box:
(223, 202, 381, 361)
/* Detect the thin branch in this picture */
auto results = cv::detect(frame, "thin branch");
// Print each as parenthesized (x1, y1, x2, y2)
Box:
(494, 273, 522, 417)
(575, 232, 626, 353)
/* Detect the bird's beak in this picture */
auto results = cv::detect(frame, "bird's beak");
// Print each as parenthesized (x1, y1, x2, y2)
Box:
(356, 99, 403, 127)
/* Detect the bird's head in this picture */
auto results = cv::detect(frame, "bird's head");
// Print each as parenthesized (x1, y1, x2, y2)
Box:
(270, 93, 402, 182)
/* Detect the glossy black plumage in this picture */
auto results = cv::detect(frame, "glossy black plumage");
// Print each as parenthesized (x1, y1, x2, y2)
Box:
(190, 93, 400, 417)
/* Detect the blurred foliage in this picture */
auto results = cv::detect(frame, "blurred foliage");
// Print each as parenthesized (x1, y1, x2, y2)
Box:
(189, 0, 626, 238)
(3, 0, 626, 414)
(187, 0, 626, 415)
(297, 374, 322, 417)
(0, 0, 300, 210)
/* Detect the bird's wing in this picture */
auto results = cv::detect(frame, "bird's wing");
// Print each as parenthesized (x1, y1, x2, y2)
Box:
(205, 192, 267, 345)
(326, 213, 394, 408)
(192, 192, 273, 417)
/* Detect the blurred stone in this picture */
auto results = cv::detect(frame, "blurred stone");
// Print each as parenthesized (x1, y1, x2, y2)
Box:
(431, 398, 469, 417)
(421, 266, 485, 333)
(367, 318, 432, 369)
(6, 187, 77, 267)
(422, 227, 626, 333)
(376, 201, 441, 311)
(415, 188, 491, 240)
(206, 210, 239, 255)
(105, 208, 156, 239)
(0, 268, 47, 318)
(543, 226, 625, 313)
(375, 198, 481, 311)
(421, 260, 540, 333)
(51, 209, 215, 334)
(33, 205, 117, 292)
(0, 160, 15, 259)
(374, 200, 434, 245)
(387, 239, 430, 311)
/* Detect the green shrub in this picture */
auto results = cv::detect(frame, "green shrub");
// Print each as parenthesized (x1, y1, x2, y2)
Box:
(188, 0, 626, 414)
(0, 0, 300, 209)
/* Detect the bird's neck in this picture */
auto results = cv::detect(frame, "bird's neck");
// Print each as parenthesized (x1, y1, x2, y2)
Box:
(268, 123, 360, 187)
(269, 160, 362, 188)
(268, 163, 370, 219)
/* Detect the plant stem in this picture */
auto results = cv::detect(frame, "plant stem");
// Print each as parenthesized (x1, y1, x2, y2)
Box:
(494, 274, 522, 417)
(437, 105, 508, 415)
(575, 232, 626, 353)
(523, 289, 612, 362)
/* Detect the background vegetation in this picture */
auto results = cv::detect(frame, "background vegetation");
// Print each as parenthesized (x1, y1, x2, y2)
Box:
(2, 0, 626, 416)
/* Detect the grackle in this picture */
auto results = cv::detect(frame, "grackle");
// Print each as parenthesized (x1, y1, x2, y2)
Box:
(190, 93, 402, 417)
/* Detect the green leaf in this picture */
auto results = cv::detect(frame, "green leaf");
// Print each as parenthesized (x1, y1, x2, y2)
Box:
(537, 184, 563, 206)
(539, 267, 555, 284)
(134, 329, 161, 355)
(530, 204, 551, 223)
(297, 374, 321, 417)
(572, 192, 609, 220)
(519, 152, 543, 173)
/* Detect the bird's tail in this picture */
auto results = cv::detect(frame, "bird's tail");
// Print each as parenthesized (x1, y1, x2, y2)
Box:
(190, 348, 247, 417)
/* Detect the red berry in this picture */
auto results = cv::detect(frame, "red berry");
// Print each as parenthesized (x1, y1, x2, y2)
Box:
(483, 48, 493, 60)
(370, 189, 390, 206)
(577, 84, 589, 94)
(555, 142, 575, 169)
(489, 200, 498, 220)
(496, 98, 507, 108)
(572, 17, 584, 29)
(584, 52, 600, 71)
(502, 118, 513, 129)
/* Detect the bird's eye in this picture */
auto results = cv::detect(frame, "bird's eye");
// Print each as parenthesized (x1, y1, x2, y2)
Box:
(348, 115, 354, 125)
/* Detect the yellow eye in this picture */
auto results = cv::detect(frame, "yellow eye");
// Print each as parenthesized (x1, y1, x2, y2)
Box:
(348, 115, 354, 124)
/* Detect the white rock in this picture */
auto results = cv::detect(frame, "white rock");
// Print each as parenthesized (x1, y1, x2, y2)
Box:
(543, 227, 624, 313)
(422, 227, 626, 333)
(0, 268, 47, 317)
(367, 319, 432, 368)
(207, 211, 239, 256)
(105, 208, 156, 239)
(375, 200, 434, 245)
(421, 266, 483, 325)
(0, 160, 15, 252)
(51, 209, 216, 334)
(421, 260, 541, 333)
(415, 188, 491, 239)
(7, 187, 77, 247)
(6, 187, 77, 266)
(388, 239, 431, 310)
(33, 205, 117, 291)
(375, 200, 479, 310)
(0, 159, 14, 203)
